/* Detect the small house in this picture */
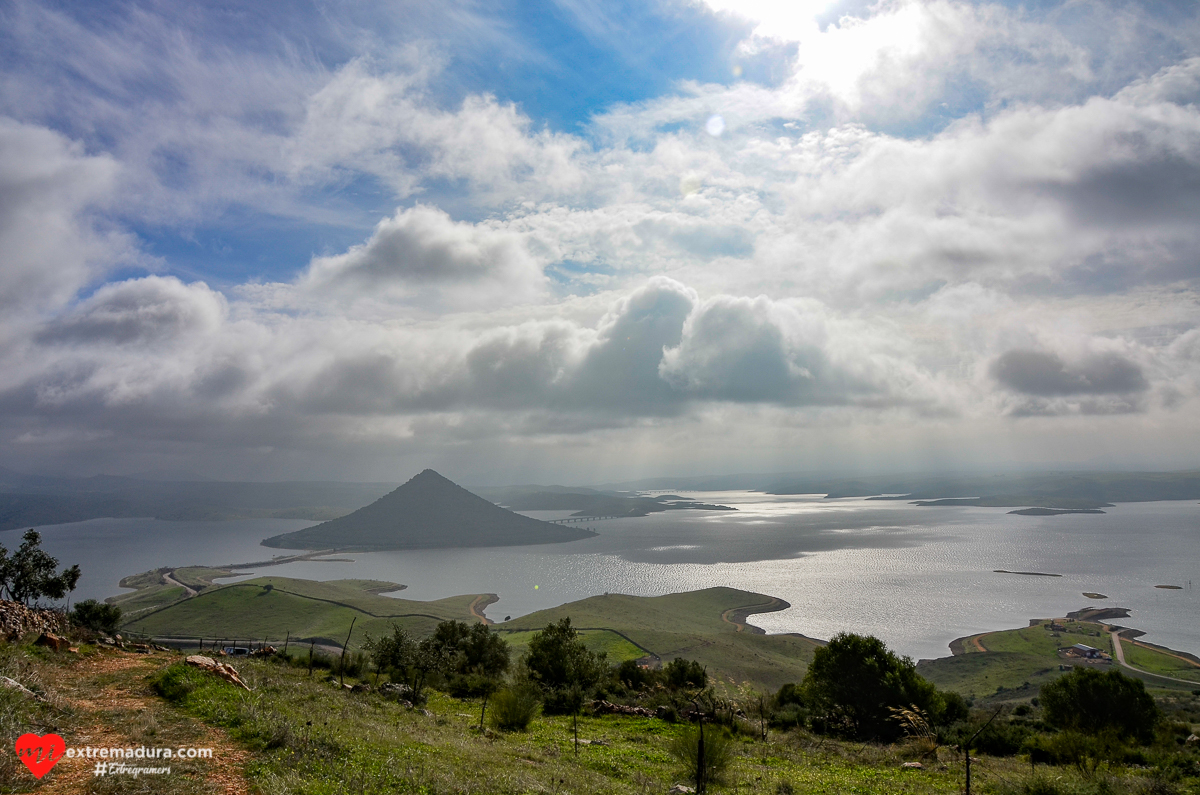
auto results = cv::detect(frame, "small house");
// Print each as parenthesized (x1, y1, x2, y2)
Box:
(1069, 643, 1101, 658)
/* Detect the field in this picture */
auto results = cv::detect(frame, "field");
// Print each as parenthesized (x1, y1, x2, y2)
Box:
(920, 617, 1200, 703)
(119, 580, 818, 692)
(1122, 641, 1200, 684)
(124, 577, 486, 647)
(500, 628, 648, 663)
(499, 588, 820, 691)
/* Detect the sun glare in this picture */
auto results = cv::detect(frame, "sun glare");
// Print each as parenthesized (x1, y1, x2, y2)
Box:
(701, 0, 839, 42)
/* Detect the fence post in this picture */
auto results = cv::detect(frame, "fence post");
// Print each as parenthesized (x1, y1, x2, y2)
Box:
(965, 707, 1003, 795)
(339, 617, 357, 688)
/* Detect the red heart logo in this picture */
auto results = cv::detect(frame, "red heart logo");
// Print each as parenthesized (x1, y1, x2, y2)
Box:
(15, 733, 65, 779)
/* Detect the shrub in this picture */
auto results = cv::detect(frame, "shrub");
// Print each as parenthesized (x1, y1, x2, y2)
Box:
(669, 723, 734, 788)
(771, 703, 805, 729)
(489, 686, 540, 732)
(151, 664, 201, 703)
(801, 632, 944, 741)
(943, 717, 1035, 756)
(663, 658, 707, 690)
(71, 599, 122, 634)
(617, 658, 656, 690)
(1040, 668, 1160, 743)
(1031, 729, 1131, 776)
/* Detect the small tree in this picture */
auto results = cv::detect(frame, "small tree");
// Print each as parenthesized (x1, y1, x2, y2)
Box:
(1039, 667, 1159, 743)
(524, 617, 606, 754)
(664, 657, 707, 690)
(801, 632, 944, 741)
(669, 722, 733, 792)
(71, 599, 122, 634)
(426, 620, 511, 726)
(364, 624, 417, 694)
(0, 529, 81, 606)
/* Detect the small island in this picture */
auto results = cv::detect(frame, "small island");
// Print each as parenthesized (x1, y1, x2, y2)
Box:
(263, 469, 598, 551)
(1007, 507, 1106, 516)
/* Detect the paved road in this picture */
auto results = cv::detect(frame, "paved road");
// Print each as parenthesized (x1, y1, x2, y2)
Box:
(1109, 629, 1200, 686)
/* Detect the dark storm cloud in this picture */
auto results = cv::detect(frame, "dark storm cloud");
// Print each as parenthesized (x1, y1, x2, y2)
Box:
(990, 349, 1148, 397)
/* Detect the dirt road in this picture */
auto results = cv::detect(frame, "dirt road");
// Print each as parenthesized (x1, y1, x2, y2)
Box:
(30, 649, 250, 794)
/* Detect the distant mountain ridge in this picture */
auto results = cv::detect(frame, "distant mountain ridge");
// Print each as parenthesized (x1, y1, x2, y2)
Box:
(0, 466, 396, 531)
(261, 469, 597, 551)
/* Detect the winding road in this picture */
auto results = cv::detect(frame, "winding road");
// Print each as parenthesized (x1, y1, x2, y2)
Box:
(720, 596, 790, 633)
(162, 570, 198, 598)
(468, 595, 498, 625)
(1108, 629, 1200, 686)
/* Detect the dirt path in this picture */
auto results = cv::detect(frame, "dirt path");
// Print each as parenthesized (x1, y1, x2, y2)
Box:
(720, 597, 789, 633)
(971, 632, 994, 652)
(34, 649, 251, 794)
(163, 569, 199, 598)
(469, 594, 498, 625)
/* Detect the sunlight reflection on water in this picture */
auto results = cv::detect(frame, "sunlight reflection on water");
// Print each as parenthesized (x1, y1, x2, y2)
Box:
(31, 494, 1200, 660)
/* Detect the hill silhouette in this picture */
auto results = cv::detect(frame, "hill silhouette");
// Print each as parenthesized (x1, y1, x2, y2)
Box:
(261, 469, 597, 550)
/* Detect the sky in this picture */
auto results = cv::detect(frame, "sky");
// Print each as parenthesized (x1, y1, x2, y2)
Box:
(2, 0, 1200, 485)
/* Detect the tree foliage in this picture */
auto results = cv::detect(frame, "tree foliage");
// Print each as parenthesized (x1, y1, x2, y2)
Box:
(524, 617, 606, 714)
(801, 632, 949, 741)
(663, 657, 707, 689)
(0, 529, 81, 606)
(615, 656, 706, 693)
(365, 620, 511, 704)
(71, 599, 122, 634)
(1039, 667, 1159, 743)
(426, 620, 510, 696)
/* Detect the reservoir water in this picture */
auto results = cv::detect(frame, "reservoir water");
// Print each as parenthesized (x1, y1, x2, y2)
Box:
(19, 494, 1199, 661)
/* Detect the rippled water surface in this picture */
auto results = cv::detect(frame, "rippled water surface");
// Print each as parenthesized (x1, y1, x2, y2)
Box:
(26, 494, 1199, 660)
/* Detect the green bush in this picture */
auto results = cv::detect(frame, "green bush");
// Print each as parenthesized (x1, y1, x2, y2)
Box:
(663, 657, 707, 689)
(71, 599, 122, 634)
(1030, 729, 1132, 776)
(1040, 668, 1159, 743)
(151, 664, 202, 703)
(489, 686, 540, 732)
(943, 718, 1036, 756)
(669, 723, 734, 787)
(801, 632, 946, 741)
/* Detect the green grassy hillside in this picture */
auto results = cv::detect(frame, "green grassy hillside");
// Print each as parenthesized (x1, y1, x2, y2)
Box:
(124, 577, 486, 646)
(919, 616, 1200, 702)
(499, 587, 820, 691)
(121, 580, 818, 691)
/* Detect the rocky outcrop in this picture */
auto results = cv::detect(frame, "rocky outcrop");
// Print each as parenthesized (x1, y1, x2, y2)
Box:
(184, 655, 251, 691)
(34, 633, 71, 652)
(590, 699, 655, 718)
(0, 599, 69, 640)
